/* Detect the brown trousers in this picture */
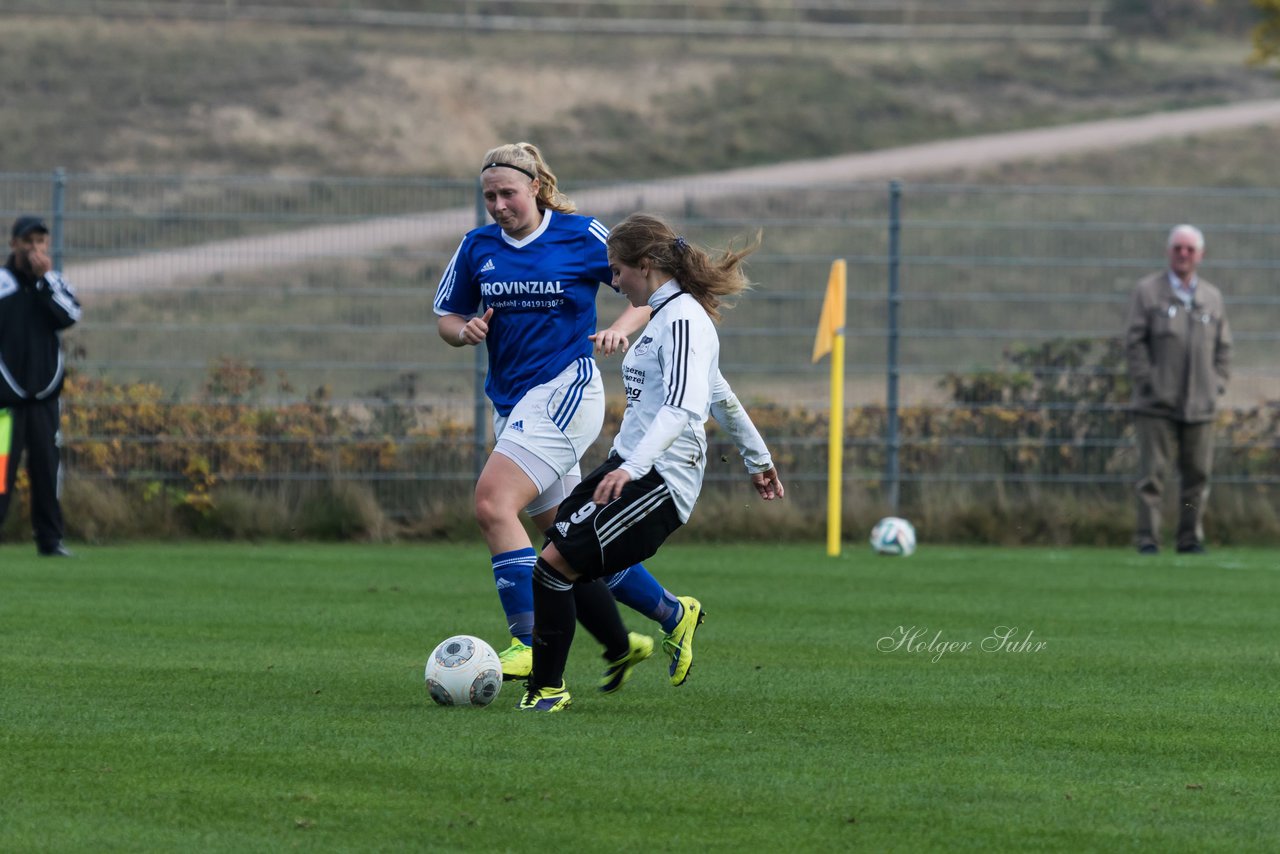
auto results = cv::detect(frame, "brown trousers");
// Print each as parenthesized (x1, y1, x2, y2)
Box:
(1133, 414, 1215, 550)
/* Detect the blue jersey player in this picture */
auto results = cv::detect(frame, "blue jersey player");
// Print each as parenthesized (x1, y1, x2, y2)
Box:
(435, 143, 709, 689)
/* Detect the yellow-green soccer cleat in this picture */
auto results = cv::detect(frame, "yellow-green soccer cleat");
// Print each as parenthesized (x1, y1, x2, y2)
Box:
(497, 637, 532, 681)
(599, 632, 654, 694)
(518, 682, 573, 712)
(661, 596, 705, 687)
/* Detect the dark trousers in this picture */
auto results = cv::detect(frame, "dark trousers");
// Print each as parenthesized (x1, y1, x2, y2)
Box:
(1134, 414, 1214, 550)
(0, 398, 66, 552)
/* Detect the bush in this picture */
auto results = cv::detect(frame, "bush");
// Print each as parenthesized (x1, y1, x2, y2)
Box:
(295, 481, 391, 542)
(20, 347, 1277, 546)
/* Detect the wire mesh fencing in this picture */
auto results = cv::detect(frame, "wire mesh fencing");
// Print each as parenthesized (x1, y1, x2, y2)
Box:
(4, 172, 1277, 532)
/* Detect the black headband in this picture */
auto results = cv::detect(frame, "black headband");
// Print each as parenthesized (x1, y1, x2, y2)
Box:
(482, 161, 537, 181)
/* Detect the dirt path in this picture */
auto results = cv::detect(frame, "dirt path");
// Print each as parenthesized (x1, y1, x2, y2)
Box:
(67, 98, 1280, 294)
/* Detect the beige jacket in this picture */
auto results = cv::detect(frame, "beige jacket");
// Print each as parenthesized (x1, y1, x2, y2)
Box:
(1124, 271, 1231, 423)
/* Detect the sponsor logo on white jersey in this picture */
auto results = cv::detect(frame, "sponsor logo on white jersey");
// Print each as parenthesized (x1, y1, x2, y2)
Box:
(480, 258, 495, 273)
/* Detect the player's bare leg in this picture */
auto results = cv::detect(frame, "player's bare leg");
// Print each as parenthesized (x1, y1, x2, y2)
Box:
(474, 453, 540, 554)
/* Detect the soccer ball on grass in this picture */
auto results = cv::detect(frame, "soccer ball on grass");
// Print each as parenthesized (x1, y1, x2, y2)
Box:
(424, 635, 502, 707)
(870, 516, 917, 557)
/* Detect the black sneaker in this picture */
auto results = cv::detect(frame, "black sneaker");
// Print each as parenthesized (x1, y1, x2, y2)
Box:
(1137, 544, 1158, 555)
(38, 543, 75, 557)
(1176, 543, 1206, 555)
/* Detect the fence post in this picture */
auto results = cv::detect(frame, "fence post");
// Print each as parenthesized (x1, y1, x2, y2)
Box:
(51, 168, 67, 272)
(886, 179, 902, 513)
(472, 180, 489, 481)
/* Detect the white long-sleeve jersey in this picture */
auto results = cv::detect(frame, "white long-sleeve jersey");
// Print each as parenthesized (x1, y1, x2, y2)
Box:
(613, 279, 771, 522)
(709, 375, 774, 476)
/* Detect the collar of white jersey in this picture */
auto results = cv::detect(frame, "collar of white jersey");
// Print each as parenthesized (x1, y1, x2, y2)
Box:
(648, 278, 685, 314)
(500, 209, 553, 248)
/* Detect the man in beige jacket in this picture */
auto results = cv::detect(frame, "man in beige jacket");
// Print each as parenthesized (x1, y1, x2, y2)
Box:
(1123, 224, 1232, 555)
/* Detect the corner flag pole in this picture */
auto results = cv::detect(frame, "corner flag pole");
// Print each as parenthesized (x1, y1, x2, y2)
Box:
(812, 260, 847, 557)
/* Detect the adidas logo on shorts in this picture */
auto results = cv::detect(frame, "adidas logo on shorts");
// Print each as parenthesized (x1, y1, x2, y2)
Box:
(480, 259, 496, 273)
(510, 420, 524, 432)
(556, 522, 570, 537)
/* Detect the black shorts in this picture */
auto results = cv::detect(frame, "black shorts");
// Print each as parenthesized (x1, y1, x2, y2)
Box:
(545, 455, 683, 581)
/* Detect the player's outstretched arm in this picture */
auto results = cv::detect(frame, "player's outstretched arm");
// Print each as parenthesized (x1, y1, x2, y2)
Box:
(709, 372, 774, 468)
(709, 371, 783, 500)
(590, 304, 651, 357)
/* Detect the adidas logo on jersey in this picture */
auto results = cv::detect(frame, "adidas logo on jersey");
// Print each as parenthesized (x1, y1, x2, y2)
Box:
(509, 420, 524, 432)
(480, 259, 496, 273)
(556, 522, 570, 537)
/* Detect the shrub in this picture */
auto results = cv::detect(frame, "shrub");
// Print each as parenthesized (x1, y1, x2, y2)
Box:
(22, 347, 1277, 545)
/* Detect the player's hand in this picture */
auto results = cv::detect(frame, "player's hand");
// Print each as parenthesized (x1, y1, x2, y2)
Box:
(593, 468, 633, 505)
(458, 307, 494, 346)
(589, 328, 630, 357)
(751, 467, 784, 500)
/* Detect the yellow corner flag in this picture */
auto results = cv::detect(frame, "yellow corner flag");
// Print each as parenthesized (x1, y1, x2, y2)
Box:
(812, 259, 847, 364)
(813, 261, 846, 556)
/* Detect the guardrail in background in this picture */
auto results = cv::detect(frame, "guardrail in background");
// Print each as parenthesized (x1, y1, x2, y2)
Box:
(2, 0, 1113, 41)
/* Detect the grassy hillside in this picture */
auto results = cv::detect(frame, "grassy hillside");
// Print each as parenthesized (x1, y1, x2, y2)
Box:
(2, 13, 1279, 180)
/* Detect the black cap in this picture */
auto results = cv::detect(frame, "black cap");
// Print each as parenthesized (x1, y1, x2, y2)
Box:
(11, 216, 49, 240)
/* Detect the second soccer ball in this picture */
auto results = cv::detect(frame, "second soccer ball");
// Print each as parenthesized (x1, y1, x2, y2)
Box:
(870, 516, 917, 557)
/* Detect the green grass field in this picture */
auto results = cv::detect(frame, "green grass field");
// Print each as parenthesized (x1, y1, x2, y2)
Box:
(2, 542, 1277, 851)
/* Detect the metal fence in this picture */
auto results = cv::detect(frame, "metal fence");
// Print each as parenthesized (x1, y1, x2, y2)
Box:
(4, 171, 1278, 520)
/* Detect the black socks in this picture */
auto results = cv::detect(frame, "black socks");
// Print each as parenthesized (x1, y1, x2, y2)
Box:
(573, 579, 631, 661)
(531, 557, 575, 689)
(531, 559, 634, 688)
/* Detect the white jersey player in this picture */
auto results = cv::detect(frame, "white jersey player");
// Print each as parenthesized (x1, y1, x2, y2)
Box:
(520, 213, 784, 712)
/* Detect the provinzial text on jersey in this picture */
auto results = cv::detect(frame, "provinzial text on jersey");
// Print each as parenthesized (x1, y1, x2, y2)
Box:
(480, 281, 565, 296)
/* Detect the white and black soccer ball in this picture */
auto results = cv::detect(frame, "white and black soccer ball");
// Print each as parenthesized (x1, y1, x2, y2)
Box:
(424, 635, 502, 707)
(870, 516, 917, 557)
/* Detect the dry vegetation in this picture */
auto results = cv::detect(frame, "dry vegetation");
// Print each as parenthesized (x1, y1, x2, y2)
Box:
(3, 13, 1279, 180)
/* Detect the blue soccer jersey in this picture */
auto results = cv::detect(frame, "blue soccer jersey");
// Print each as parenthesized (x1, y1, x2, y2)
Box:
(434, 210, 613, 416)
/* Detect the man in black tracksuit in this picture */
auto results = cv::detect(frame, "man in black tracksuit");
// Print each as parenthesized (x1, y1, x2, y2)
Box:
(1, 216, 82, 556)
